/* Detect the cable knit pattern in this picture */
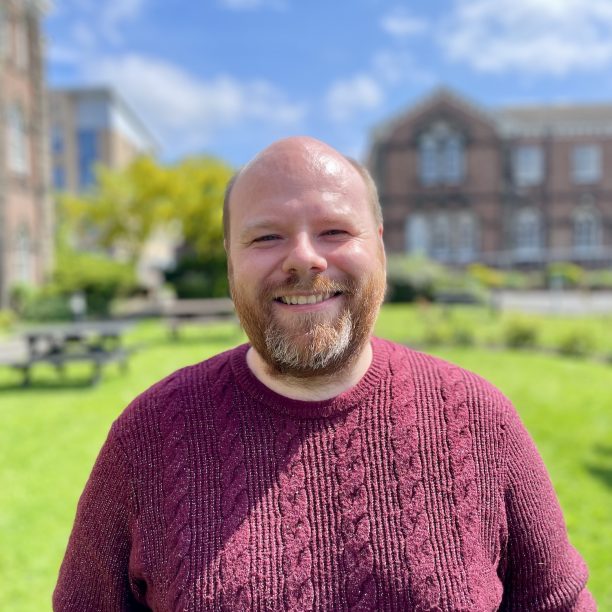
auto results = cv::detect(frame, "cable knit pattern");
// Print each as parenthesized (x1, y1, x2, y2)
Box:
(54, 339, 596, 612)
(440, 364, 486, 611)
(159, 376, 192, 612)
(275, 417, 314, 610)
(387, 346, 440, 611)
(216, 385, 251, 610)
(333, 408, 376, 611)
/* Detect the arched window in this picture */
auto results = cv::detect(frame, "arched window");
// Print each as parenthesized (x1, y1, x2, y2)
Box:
(573, 208, 601, 254)
(405, 214, 430, 254)
(418, 122, 465, 186)
(7, 103, 29, 174)
(514, 208, 541, 258)
(431, 213, 451, 260)
(456, 212, 478, 261)
(16, 224, 34, 284)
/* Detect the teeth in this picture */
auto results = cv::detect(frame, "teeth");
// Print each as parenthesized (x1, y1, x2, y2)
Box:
(279, 292, 335, 305)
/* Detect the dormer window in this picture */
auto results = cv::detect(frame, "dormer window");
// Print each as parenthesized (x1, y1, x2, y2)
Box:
(419, 122, 465, 186)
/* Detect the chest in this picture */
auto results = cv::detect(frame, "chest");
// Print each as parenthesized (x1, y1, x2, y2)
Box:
(135, 405, 505, 611)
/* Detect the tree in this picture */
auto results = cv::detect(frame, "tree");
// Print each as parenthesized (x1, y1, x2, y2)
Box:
(61, 155, 234, 264)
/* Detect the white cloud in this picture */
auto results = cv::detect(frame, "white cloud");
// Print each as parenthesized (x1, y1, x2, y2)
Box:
(217, 0, 287, 10)
(85, 54, 307, 156)
(380, 10, 428, 38)
(372, 50, 435, 86)
(101, 0, 147, 43)
(442, 0, 612, 76)
(325, 74, 384, 122)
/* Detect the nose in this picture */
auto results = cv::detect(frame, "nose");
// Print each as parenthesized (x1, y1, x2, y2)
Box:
(282, 233, 328, 275)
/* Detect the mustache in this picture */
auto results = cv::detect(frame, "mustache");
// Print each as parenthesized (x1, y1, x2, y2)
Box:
(261, 276, 357, 300)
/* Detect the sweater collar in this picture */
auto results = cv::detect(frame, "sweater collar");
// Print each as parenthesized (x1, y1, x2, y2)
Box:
(229, 337, 389, 419)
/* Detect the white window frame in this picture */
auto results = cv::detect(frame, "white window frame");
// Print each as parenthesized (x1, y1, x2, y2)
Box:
(513, 145, 544, 187)
(418, 122, 465, 186)
(405, 214, 430, 254)
(572, 145, 601, 184)
(7, 103, 29, 174)
(573, 208, 601, 254)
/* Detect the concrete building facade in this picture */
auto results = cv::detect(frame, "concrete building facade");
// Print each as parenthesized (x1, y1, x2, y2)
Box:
(0, 0, 52, 307)
(369, 88, 612, 268)
(48, 87, 157, 194)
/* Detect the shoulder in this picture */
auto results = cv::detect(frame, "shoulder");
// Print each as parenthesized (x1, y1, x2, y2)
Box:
(112, 344, 244, 440)
(375, 337, 515, 427)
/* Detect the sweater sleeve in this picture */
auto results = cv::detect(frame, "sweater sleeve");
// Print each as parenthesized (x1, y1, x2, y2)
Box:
(53, 422, 148, 611)
(499, 404, 596, 611)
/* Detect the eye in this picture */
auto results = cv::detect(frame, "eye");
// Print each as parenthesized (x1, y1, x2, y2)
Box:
(252, 234, 280, 243)
(322, 229, 349, 237)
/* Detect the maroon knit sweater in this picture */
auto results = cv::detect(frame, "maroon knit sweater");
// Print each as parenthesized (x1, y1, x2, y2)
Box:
(54, 338, 594, 611)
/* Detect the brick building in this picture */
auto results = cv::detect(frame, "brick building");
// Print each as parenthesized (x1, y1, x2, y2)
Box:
(0, 0, 52, 307)
(368, 88, 612, 268)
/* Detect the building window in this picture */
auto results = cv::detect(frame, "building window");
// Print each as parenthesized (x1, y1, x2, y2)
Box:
(514, 208, 541, 257)
(77, 129, 98, 189)
(405, 214, 429, 254)
(7, 103, 29, 174)
(53, 164, 66, 190)
(456, 212, 478, 261)
(572, 145, 601, 184)
(16, 225, 34, 284)
(14, 20, 28, 69)
(573, 208, 601, 254)
(419, 122, 465, 186)
(51, 124, 64, 154)
(0, 8, 6, 60)
(431, 213, 451, 260)
(512, 145, 543, 186)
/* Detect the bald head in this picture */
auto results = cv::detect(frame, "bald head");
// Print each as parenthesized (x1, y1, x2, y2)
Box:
(223, 137, 382, 245)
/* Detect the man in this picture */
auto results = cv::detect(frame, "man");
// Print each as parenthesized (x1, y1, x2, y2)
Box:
(54, 137, 594, 611)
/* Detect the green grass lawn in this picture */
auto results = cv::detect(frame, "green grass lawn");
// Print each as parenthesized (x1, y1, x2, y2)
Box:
(1, 309, 610, 610)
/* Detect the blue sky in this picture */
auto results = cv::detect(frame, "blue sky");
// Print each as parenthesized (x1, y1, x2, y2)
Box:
(47, 0, 612, 167)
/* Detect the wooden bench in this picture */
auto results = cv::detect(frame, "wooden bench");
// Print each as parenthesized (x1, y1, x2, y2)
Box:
(161, 298, 236, 339)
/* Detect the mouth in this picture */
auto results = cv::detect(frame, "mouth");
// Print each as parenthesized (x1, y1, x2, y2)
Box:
(274, 291, 343, 305)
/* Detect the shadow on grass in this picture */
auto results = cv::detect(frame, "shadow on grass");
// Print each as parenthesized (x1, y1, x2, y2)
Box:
(585, 444, 612, 490)
(137, 329, 245, 349)
(0, 377, 96, 393)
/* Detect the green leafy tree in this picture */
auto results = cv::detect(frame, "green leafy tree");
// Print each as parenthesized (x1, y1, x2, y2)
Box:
(61, 155, 233, 263)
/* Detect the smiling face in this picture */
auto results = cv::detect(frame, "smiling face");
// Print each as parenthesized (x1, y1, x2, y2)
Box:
(227, 137, 386, 378)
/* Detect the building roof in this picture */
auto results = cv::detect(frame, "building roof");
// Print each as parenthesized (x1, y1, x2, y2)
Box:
(494, 103, 612, 137)
(369, 87, 612, 147)
(49, 86, 159, 152)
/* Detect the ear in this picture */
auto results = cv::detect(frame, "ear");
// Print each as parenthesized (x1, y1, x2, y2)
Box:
(223, 238, 228, 253)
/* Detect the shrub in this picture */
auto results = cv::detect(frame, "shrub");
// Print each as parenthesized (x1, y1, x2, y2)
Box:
(585, 269, 612, 291)
(451, 326, 476, 347)
(546, 262, 585, 289)
(556, 330, 596, 357)
(503, 317, 539, 349)
(0, 309, 16, 331)
(164, 252, 229, 299)
(53, 250, 138, 317)
(385, 255, 445, 303)
(423, 325, 450, 346)
(468, 264, 503, 289)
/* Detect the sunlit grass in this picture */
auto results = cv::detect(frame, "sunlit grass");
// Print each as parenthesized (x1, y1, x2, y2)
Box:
(0, 310, 610, 609)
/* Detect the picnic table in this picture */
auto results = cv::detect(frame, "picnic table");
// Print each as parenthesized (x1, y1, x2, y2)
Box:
(161, 298, 236, 339)
(0, 320, 133, 386)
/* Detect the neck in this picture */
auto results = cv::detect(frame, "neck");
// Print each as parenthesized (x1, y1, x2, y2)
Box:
(246, 340, 373, 401)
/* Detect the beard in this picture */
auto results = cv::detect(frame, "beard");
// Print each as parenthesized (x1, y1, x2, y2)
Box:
(229, 265, 386, 379)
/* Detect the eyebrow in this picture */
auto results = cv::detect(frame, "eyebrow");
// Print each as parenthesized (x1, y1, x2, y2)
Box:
(239, 212, 359, 241)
